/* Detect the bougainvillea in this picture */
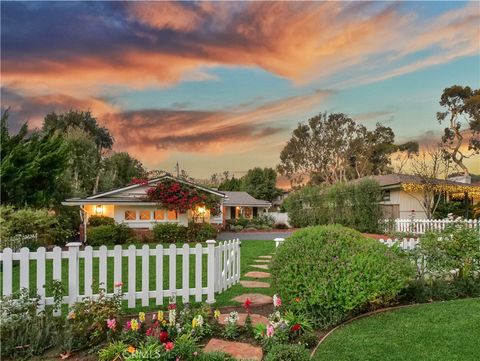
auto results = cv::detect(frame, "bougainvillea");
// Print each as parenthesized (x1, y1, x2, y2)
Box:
(144, 179, 221, 216)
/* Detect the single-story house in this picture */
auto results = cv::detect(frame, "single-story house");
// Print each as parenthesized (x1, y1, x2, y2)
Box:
(368, 173, 480, 219)
(62, 175, 271, 234)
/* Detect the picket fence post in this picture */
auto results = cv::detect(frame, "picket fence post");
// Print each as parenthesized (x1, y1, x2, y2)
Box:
(274, 237, 285, 248)
(206, 239, 216, 304)
(66, 242, 82, 306)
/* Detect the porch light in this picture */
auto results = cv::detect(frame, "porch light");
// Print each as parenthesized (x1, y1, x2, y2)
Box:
(197, 206, 206, 214)
(95, 205, 104, 215)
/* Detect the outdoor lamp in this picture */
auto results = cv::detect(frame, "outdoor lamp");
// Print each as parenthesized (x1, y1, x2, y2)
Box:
(95, 205, 104, 215)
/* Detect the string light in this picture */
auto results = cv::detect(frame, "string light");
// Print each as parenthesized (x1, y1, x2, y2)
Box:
(402, 183, 480, 200)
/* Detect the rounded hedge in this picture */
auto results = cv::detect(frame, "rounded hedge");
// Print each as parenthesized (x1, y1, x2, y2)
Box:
(264, 344, 310, 361)
(87, 224, 133, 246)
(271, 225, 414, 328)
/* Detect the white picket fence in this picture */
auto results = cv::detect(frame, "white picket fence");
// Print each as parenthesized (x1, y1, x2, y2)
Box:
(0, 239, 240, 312)
(382, 219, 480, 234)
(378, 238, 419, 250)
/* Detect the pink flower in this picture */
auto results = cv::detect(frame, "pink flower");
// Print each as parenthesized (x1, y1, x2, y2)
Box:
(106, 318, 117, 331)
(165, 342, 174, 351)
(266, 325, 274, 337)
(115, 282, 123, 288)
(273, 294, 282, 308)
(125, 320, 131, 330)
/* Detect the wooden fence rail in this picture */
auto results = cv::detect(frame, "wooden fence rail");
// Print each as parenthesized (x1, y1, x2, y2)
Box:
(381, 219, 480, 234)
(0, 239, 240, 312)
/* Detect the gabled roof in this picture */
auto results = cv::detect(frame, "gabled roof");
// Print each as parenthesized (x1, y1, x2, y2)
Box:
(365, 173, 479, 189)
(221, 191, 271, 207)
(63, 175, 225, 205)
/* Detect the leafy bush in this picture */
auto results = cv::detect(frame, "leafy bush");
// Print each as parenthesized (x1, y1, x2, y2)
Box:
(87, 223, 134, 246)
(88, 215, 116, 227)
(0, 205, 72, 247)
(264, 344, 310, 361)
(187, 222, 217, 242)
(271, 225, 414, 328)
(402, 278, 480, 303)
(229, 215, 275, 231)
(153, 223, 188, 243)
(283, 179, 382, 233)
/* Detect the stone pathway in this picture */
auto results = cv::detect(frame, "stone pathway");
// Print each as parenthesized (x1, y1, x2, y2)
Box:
(254, 259, 270, 263)
(240, 280, 270, 288)
(232, 293, 273, 305)
(204, 339, 263, 360)
(251, 264, 269, 270)
(244, 271, 270, 278)
(217, 313, 269, 326)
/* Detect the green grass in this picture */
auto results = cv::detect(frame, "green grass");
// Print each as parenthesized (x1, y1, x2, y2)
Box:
(1, 240, 275, 313)
(313, 298, 480, 361)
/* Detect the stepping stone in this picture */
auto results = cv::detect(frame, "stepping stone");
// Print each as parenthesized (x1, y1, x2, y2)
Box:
(240, 280, 270, 288)
(204, 339, 263, 361)
(217, 313, 269, 327)
(244, 271, 271, 279)
(254, 259, 270, 263)
(259, 255, 272, 259)
(232, 293, 273, 306)
(252, 264, 269, 270)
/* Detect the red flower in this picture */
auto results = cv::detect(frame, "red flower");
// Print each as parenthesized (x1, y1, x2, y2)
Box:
(165, 342, 174, 351)
(290, 324, 302, 332)
(243, 298, 252, 311)
(168, 303, 176, 310)
(159, 331, 169, 343)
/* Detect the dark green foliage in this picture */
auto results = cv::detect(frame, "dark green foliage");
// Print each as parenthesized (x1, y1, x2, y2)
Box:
(153, 223, 188, 243)
(401, 278, 480, 304)
(284, 179, 382, 232)
(198, 352, 235, 361)
(87, 223, 134, 246)
(218, 176, 243, 191)
(264, 344, 310, 361)
(241, 167, 282, 202)
(186, 222, 218, 242)
(99, 152, 146, 192)
(1, 110, 70, 208)
(271, 225, 414, 328)
(88, 215, 116, 227)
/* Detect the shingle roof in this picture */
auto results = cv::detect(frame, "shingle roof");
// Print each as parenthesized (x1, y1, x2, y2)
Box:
(366, 173, 477, 188)
(221, 191, 271, 207)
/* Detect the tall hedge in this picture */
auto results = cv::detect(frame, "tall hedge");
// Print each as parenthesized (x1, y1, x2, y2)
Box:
(284, 179, 382, 233)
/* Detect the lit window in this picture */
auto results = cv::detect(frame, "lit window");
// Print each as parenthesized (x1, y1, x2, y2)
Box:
(124, 210, 136, 220)
(154, 210, 165, 220)
(382, 190, 391, 202)
(139, 210, 151, 220)
(167, 210, 177, 220)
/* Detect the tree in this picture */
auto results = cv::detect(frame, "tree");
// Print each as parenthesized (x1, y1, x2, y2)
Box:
(1, 110, 69, 207)
(99, 152, 146, 191)
(437, 85, 480, 176)
(218, 176, 243, 191)
(43, 110, 114, 193)
(241, 167, 281, 202)
(278, 112, 412, 185)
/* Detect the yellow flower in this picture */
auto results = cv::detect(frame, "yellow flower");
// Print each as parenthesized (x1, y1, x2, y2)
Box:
(67, 311, 76, 320)
(162, 319, 167, 326)
(214, 309, 221, 320)
(192, 318, 198, 328)
(130, 319, 139, 331)
(157, 310, 164, 321)
(127, 346, 136, 354)
(139, 312, 145, 323)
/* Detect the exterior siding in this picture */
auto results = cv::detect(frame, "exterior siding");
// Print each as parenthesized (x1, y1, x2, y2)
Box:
(380, 189, 427, 219)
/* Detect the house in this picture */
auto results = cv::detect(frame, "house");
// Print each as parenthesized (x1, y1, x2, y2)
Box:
(367, 173, 480, 219)
(62, 175, 271, 236)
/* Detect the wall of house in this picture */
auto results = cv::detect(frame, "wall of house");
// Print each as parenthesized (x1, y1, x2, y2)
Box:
(113, 205, 188, 228)
(380, 189, 427, 219)
(84, 204, 115, 219)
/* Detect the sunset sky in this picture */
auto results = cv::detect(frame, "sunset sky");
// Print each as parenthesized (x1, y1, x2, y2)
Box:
(1, 1, 479, 178)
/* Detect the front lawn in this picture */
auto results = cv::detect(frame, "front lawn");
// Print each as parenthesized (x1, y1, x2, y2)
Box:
(313, 298, 480, 361)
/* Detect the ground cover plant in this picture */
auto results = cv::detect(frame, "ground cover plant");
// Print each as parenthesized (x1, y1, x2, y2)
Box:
(313, 297, 480, 361)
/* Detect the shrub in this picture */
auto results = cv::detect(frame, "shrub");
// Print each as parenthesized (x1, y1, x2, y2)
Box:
(264, 344, 310, 361)
(271, 225, 414, 328)
(153, 223, 188, 243)
(187, 222, 217, 242)
(88, 215, 116, 227)
(283, 179, 382, 233)
(0, 205, 71, 247)
(199, 352, 234, 361)
(87, 223, 133, 246)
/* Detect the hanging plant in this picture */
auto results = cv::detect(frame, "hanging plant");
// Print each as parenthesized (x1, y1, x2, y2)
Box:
(144, 180, 221, 216)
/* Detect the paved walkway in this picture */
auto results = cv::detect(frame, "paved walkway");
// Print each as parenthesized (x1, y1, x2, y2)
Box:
(218, 230, 294, 241)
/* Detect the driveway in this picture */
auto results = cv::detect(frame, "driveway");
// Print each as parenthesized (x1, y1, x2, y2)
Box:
(217, 230, 295, 241)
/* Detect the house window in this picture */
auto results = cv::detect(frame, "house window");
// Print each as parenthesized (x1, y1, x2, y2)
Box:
(124, 210, 136, 220)
(382, 190, 391, 202)
(167, 210, 178, 221)
(243, 207, 253, 219)
(139, 210, 151, 220)
(154, 210, 165, 220)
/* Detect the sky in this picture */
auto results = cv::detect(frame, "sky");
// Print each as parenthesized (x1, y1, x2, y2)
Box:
(1, 1, 479, 180)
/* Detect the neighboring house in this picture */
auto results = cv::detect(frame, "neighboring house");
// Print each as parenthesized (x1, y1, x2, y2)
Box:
(271, 190, 291, 211)
(62, 175, 271, 233)
(368, 173, 480, 219)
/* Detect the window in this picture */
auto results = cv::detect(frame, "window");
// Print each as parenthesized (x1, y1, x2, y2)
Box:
(167, 210, 178, 220)
(154, 210, 165, 220)
(139, 210, 151, 220)
(124, 210, 136, 220)
(243, 207, 253, 219)
(382, 190, 391, 202)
